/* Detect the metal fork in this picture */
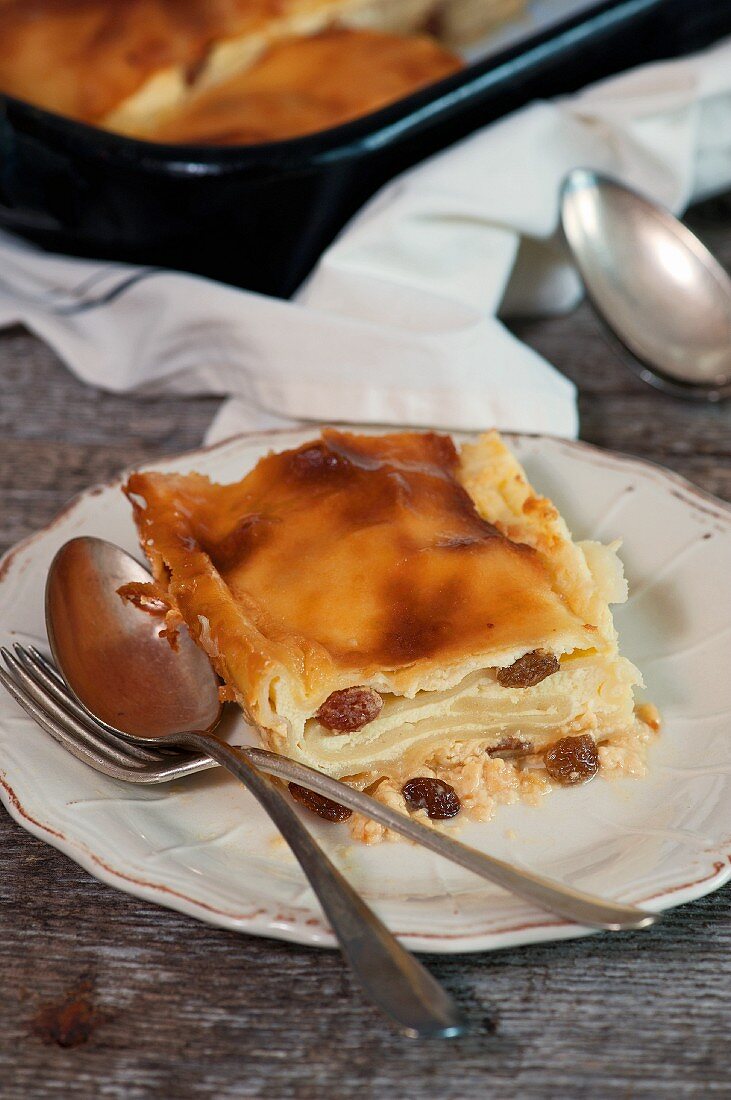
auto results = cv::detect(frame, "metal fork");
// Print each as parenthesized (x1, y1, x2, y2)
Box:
(0, 642, 466, 1040)
(0, 643, 657, 932)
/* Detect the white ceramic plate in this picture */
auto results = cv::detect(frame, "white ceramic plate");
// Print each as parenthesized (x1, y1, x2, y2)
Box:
(1, 430, 730, 954)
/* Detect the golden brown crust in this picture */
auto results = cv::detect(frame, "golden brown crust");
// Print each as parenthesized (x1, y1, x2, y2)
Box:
(0, 0, 271, 121)
(149, 28, 461, 144)
(125, 430, 599, 722)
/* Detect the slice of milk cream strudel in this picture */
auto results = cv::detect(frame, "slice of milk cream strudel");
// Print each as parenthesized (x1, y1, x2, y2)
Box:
(125, 430, 659, 837)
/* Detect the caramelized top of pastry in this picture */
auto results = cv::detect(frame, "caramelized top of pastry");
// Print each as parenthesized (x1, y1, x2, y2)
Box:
(150, 28, 461, 144)
(0, 0, 319, 122)
(125, 431, 593, 683)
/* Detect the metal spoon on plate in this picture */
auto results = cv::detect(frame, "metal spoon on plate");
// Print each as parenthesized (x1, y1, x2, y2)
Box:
(45, 535, 465, 1040)
(560, 168, 731, 400)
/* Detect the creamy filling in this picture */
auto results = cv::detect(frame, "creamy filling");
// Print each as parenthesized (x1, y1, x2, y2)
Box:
(298, 653, 641, 782)
(349, 707, 657, 844)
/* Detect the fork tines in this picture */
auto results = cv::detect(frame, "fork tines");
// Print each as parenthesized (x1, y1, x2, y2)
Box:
(0, 644, 208, 782)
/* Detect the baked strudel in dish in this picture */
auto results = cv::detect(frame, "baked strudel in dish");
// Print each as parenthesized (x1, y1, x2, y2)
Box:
(0, 0, 523, 142)
(125, 430, 659, 840)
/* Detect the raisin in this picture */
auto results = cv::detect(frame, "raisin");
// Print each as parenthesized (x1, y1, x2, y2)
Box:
(497, 650, 559, 688)
(290, 444, 348, 478)
(288, 782, 352, 823)
(402, 777, 461, 819)
(316, 687, 383, 732)
(543, 734, 599, 785)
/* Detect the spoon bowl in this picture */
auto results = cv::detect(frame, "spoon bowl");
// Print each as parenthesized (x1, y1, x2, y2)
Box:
(560, 168, 731, 400)
(46, 536, 221, 739)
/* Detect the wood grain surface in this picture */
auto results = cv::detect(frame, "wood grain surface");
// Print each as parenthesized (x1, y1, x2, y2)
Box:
(0, 202, 730, 1099)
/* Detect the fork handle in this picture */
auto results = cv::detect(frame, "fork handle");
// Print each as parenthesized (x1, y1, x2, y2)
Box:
(174, 731, 464, 1039)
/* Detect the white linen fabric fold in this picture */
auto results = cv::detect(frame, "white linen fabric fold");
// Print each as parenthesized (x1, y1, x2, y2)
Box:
(1, 37, 730, 446)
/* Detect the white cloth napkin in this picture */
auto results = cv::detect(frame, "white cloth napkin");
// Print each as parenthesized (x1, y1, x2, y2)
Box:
(1, 36, 730, 446)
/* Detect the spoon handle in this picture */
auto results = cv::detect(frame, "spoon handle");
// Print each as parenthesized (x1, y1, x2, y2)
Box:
(176, 731, 464, 1039)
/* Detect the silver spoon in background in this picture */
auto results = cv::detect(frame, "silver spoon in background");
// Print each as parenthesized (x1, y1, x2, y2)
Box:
(560, 168, 731, 401)
(45, 536, 464, 1040)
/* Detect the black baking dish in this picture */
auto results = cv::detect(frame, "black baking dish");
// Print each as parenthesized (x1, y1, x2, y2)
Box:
(0, 0, 729, 298)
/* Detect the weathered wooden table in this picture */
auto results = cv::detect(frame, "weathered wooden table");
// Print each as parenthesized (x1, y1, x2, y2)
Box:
(1, 203, 730, 1099)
